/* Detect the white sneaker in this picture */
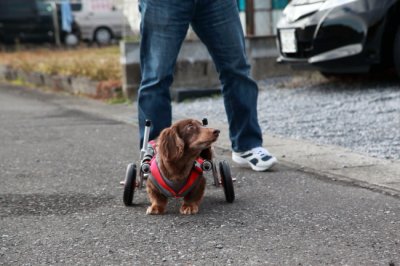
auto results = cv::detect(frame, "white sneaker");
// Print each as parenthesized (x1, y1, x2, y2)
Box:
(232, 147, 277, 172)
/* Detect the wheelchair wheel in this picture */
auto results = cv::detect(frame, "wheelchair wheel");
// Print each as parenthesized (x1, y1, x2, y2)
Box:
(212, 160, 219, 186)
(123, 163, 137, 206)
(219, 161, 235, 203)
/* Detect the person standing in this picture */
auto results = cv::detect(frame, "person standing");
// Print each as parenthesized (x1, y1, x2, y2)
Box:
(137, 0, 277, 171)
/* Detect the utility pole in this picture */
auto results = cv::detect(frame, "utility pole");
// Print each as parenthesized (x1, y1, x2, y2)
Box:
(51, 1, 61, 46)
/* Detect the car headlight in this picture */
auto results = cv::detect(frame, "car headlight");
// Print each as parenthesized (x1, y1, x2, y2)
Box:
(319, 0, 358, 11)
(283, 0, 326, 22)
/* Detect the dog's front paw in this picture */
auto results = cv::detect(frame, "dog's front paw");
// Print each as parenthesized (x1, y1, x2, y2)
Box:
(180, 204, 199, 215)
(146, 205, 165, 215)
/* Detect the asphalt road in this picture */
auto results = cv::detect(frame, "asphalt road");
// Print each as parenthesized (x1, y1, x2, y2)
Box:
(1, 84, 400, 265)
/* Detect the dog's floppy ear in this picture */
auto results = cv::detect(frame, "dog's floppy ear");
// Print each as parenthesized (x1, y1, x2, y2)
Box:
(158, 127, 184, 161)
(200, 147, 213, 161)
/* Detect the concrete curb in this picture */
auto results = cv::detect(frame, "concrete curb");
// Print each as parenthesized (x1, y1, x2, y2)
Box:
(21, 84, 399, 198)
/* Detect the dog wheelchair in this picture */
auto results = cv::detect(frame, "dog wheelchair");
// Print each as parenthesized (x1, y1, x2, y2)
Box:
(122, 118, 235, 206)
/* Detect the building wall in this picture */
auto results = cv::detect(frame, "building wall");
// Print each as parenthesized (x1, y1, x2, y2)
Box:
(243, 0, 289, 36)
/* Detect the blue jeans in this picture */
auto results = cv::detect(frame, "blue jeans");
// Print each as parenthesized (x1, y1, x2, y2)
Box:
(138, 0, 263, 152)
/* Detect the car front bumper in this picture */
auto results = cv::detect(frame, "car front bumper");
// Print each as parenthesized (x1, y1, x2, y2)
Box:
(276, 1, 388, 73)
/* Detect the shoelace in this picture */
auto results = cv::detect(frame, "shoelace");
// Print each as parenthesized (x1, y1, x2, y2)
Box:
(253, 147, 269, 157)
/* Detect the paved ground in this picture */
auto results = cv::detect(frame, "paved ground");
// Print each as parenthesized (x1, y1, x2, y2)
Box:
(1, 84, 400, 265)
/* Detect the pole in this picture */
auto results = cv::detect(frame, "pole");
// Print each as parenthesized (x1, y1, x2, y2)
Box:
(51, 1, 61, 46)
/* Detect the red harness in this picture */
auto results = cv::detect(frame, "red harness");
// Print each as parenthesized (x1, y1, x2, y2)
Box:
(149, 157, 204, 198)
(145, 141, 205, 198)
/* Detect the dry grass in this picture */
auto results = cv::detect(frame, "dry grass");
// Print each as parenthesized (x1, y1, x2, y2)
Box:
(0, 46, 121, 81)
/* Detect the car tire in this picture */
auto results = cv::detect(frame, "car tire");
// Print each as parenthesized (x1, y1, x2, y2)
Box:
(94, 27, 112, 45)
(393, 25, 400, 77)
(64, 33, 79, 47)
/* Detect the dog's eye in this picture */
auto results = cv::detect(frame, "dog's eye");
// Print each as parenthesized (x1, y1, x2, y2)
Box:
(187, 124, 194, 130)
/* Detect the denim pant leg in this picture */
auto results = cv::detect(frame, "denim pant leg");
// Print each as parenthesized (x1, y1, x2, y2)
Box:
(138, 0, 192, 144)
(191, 0, 263, 152)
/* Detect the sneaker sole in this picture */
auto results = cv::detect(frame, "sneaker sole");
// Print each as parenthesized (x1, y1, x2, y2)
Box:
(232, 155, 278, 172)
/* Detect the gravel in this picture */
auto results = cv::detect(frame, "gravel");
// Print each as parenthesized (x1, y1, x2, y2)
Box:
(173, 73, 400, 160)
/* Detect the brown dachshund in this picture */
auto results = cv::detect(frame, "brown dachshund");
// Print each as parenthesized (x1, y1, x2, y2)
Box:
(146, 119, 220, 215)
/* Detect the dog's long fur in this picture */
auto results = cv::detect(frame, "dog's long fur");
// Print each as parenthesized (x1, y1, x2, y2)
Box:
(146, 119, 220, 215)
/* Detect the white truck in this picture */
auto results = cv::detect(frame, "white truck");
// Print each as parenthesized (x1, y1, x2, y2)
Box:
(70, 0, 129, 45)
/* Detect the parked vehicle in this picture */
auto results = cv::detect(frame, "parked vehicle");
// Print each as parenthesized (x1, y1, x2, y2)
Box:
(0, 0, 79, 45)
(71, 0, 127, 45)
(276, 0, 400, 77)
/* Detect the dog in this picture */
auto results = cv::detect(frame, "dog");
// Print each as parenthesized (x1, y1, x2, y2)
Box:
(146, 119, 220, 215)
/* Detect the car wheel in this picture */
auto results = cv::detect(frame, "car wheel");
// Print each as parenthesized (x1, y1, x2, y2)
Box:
(94, 28, 112, 45)
(393, 25, 400, 77)
(64, 33, 79, 47)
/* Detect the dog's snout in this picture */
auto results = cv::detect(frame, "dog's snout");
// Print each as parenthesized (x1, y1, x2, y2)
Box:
(213, 129, 220, 137)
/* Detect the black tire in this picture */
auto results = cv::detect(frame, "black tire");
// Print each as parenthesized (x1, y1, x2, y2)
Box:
(64, 33, 79, 47)
(219, 161, 235, 203)
(393, 25, 400, 78)
(123, 163, 137, 206)
(212, 161, 219, 187)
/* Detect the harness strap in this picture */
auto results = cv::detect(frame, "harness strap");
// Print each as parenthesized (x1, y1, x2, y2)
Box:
(148, 157, 204, 198)
(142, 140, 157, 164)
(149, 140, 156, 149)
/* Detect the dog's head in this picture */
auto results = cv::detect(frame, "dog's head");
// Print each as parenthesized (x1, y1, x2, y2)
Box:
(158, 119, 220, 161)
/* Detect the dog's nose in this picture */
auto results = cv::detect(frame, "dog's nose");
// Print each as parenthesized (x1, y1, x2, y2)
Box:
(213, 129, 220, 136)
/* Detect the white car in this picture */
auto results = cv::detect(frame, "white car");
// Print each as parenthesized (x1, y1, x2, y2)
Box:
(71, 0, 128, 45)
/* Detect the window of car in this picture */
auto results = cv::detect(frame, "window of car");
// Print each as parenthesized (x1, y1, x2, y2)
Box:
(71, 3, 83, 11)
(0, 0, 35, 18)
(70, 0, 83, 12)
(36, 0, 53, 16)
